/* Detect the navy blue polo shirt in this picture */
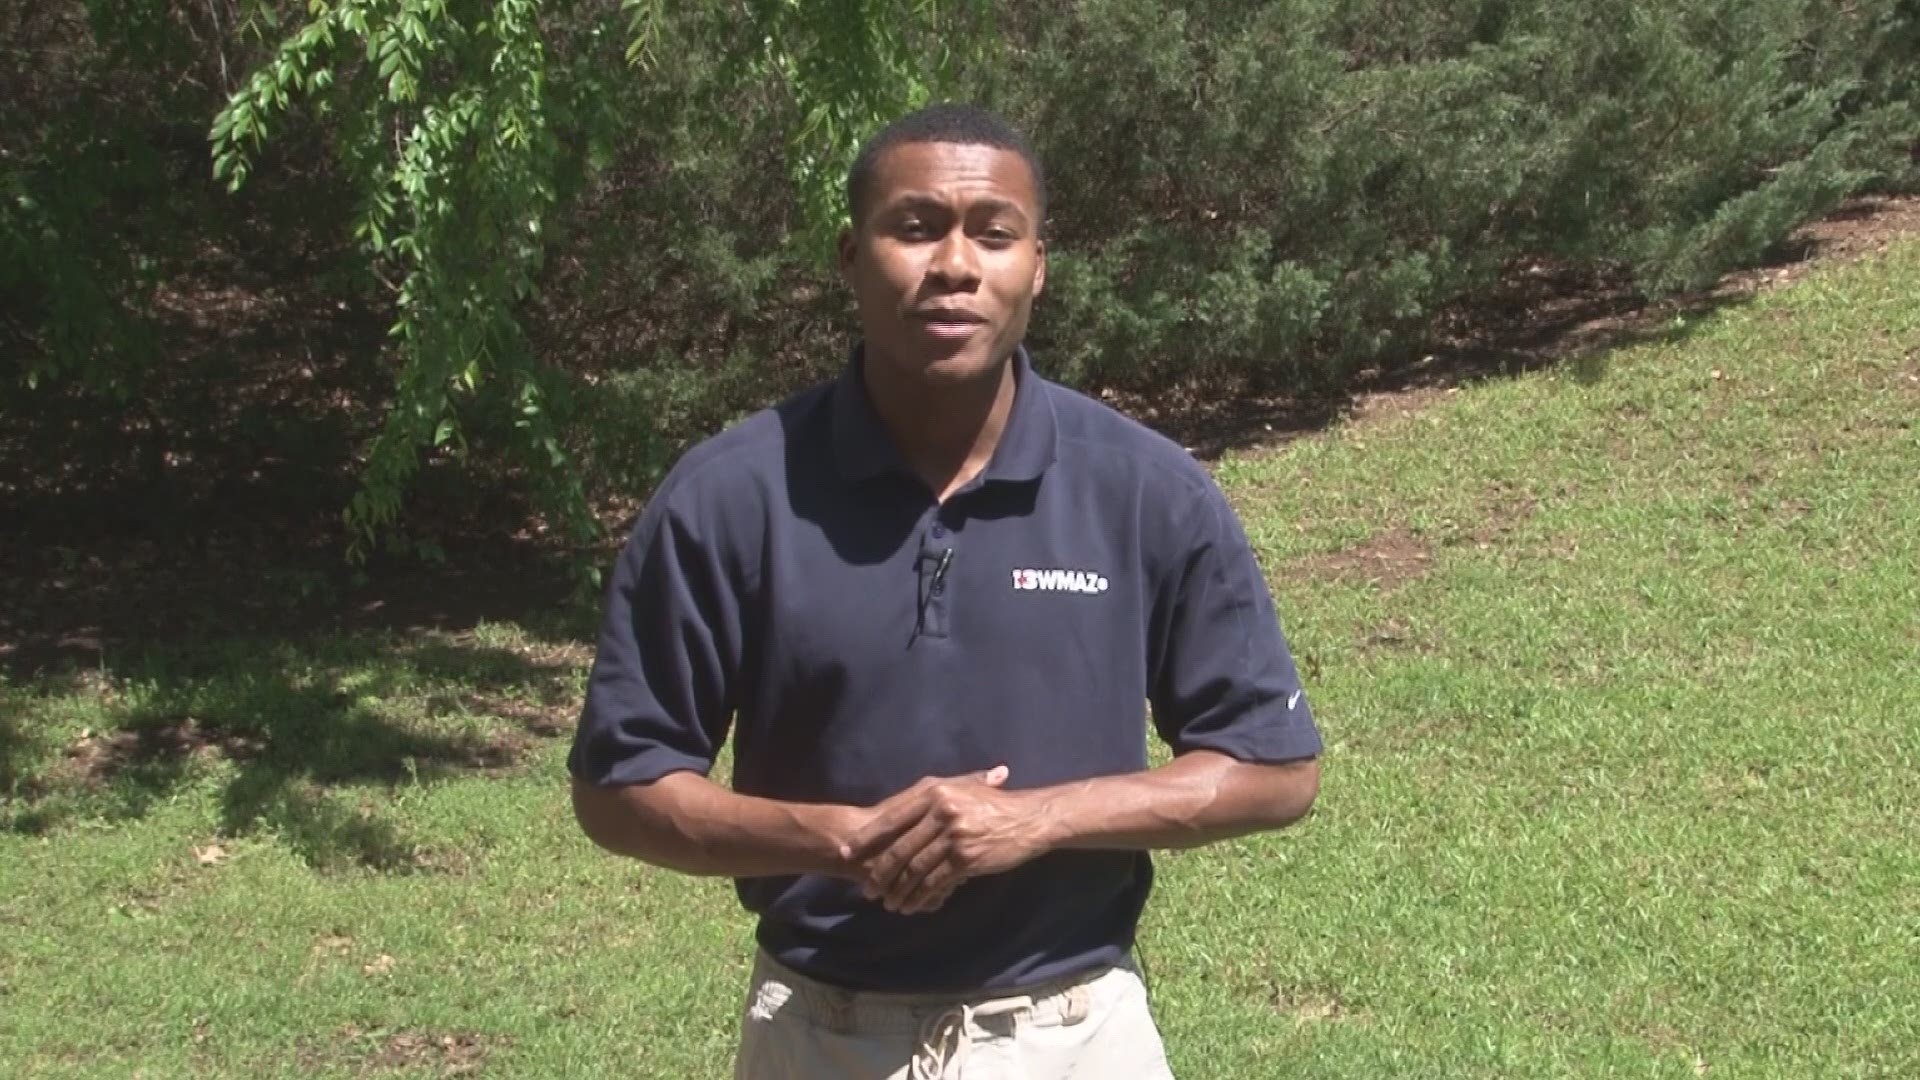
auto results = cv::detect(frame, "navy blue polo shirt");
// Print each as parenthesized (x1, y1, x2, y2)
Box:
(570, 345, 1320, 993)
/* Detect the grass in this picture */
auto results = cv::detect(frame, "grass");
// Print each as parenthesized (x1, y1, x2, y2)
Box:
(4, 241, 1919, 1077)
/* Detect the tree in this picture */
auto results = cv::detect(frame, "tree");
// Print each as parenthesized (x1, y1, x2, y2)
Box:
(211, 0, 989, 562)
(7, 0, 1914, 564)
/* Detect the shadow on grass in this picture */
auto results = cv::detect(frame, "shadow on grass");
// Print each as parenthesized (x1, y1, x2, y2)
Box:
(0, 540, 598, 682)
(1, 708, 35, 795)
(3, 633, 585, 871)
(1135, 192, 1920, 460)
(1140, 260, 1743, 462)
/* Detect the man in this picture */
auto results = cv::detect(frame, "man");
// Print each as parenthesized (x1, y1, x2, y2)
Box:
(569, 103, 1322, 1079)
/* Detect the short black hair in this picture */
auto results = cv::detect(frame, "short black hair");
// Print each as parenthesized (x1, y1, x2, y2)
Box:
(845, 102, 1047, 228)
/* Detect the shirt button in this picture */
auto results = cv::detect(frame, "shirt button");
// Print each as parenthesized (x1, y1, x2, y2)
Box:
(931, 522, 947, 538)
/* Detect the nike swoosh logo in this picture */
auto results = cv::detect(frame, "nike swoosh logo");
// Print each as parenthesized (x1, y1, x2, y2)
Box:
(1287, 690, 1302, 710)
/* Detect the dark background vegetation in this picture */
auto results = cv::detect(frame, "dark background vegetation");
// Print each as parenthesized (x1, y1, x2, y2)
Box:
(4, 0, 1917, 666)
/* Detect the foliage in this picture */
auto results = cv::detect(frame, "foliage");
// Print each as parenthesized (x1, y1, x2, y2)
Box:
(3, 0, 1917, 556)
(208, 0, 983, 560)
(981, 0, 1920, 387)
(0, 2, 276, 397)
(0, 1, 377, 548)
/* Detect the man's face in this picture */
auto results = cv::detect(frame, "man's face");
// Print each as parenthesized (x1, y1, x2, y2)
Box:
(838, 141, 1046, 386)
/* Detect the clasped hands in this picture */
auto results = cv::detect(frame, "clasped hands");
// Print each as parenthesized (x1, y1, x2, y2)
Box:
(838, 765, 1050, 916)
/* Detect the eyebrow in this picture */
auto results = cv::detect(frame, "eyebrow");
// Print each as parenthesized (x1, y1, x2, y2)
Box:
(882, 192, 1033, 228)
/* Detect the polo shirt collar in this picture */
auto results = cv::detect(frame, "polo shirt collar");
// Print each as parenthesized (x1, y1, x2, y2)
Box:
(830, 343, 1059, 486)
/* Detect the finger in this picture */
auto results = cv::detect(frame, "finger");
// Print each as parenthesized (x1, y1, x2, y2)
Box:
(848, 769, 1001, 854)
(895, 855, 960, 914)
(846, 801, 921, 859)
(877, 846, 948, 912)
(846, 783, 938, 855)
(906, 884, 959, 916)
(861, 812, 945, 900)
(907, 880, 961, 916)
(885, 834, 959, 912)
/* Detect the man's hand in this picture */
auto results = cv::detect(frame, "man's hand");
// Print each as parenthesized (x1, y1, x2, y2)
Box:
(847, 765, 1051, 915)
(836, 753, 1317, 916)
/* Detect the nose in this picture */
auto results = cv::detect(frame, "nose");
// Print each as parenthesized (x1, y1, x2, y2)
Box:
(926, 227, 981, 292)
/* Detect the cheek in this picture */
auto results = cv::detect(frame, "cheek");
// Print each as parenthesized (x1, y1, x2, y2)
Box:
(992, 260, 1040, 307)
(852, 245, 918, 294)
(876, 245, 925, 279)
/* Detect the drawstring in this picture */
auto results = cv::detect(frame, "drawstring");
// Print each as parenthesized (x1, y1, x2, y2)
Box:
(911, 994, 1034, 1079)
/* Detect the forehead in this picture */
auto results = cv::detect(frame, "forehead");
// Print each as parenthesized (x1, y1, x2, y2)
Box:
(866, 141, 1040, 217)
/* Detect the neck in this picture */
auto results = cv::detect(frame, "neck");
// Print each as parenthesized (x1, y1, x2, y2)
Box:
(862, 349, 1019, 502)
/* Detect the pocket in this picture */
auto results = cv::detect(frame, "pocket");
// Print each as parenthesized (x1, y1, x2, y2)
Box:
(1085, 967, 1176, 1078)
(735, 974, 796, 1080)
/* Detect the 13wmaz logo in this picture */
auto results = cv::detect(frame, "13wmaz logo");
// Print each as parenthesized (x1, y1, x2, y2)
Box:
(1011, 568, 1109, 595)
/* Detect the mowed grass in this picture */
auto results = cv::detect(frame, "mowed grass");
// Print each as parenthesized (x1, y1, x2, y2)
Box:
(4, 241, 1919, 1077)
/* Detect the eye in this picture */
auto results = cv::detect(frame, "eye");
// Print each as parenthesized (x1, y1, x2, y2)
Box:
(898, 219, 934, 241)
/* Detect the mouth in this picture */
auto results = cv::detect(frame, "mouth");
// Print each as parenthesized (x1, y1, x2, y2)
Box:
(909, 311, 989, 340)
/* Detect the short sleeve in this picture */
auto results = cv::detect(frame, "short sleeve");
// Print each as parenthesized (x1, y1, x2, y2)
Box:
(568, 489, 748, 787)
(1146, 478, 1322, 763)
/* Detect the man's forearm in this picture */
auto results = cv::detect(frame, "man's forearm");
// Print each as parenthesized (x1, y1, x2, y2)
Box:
(1029, 750, 1319, 852)
(571, 772, 859, 879)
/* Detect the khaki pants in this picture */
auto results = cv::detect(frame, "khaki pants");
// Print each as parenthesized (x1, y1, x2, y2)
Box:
(735, 950, 1176, 1080)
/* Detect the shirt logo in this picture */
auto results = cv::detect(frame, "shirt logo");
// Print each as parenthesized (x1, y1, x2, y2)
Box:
(1012, 568, 1110, 595)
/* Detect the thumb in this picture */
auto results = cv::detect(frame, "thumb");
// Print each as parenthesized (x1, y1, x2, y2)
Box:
(978, 764, 1009, 787)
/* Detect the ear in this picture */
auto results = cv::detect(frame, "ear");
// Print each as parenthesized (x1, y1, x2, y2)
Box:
(1031, 238, 1047, 298)
(836, 225, 858, 283)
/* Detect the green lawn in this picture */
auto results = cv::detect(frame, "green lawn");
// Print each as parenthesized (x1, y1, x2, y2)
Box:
(5, 241, 1918, 1078)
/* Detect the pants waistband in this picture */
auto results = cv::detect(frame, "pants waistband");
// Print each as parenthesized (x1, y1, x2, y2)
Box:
(749, 951, 1111, 1036)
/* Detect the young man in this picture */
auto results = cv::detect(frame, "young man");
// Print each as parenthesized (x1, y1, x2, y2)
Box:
(569, 104, 1322, 1079)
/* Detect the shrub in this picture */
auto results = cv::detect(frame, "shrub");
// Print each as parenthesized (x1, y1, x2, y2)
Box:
(5, 0, 1916, 555)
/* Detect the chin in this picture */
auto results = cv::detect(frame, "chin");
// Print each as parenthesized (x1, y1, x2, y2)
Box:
(889, 340, 1009, 386)
(919, 353, 1001, 383)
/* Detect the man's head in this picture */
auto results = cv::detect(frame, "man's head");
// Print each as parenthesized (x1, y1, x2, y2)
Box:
(845, 104, 1047, 227)
(838, 103, 1047, 387)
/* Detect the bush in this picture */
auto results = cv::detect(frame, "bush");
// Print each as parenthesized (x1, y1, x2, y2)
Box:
(551, 0, 1920, 434)
(4, 0, 1917, 555)
(978, 0, 1919, 388)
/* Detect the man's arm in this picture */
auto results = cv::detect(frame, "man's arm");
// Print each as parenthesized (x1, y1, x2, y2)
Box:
(853, 750, 1317, 914)
(572, 772, 863, 879)
(572, 765, 1013, 881)
(1032, 749, 1318, 850)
